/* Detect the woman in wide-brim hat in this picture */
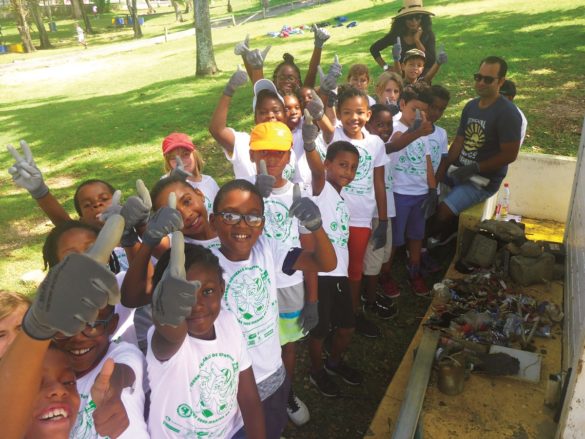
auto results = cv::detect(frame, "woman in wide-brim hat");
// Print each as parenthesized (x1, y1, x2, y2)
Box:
(370, 0, 436, 75)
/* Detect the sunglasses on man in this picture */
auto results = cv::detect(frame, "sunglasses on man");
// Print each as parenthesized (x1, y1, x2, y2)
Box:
(474, 73, 500, 84)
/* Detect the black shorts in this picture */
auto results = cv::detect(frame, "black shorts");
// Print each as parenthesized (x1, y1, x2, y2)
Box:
(310, 276, 355, 338)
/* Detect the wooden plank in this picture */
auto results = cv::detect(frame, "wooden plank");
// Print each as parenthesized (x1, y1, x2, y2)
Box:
(392, 328, 440, 439)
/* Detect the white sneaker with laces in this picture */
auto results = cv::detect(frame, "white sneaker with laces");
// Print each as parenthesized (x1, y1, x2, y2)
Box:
(287, 390, 310, 426)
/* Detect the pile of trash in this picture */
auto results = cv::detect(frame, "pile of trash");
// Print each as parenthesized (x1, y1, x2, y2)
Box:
(266, 24, 310, 38)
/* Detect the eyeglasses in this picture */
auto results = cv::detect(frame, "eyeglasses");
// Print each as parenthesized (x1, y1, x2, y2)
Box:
(53, 311, 115, 341)
(215, 212, 264, 227)
(474, 73, 499, 84)
(406, 14, 423, 20)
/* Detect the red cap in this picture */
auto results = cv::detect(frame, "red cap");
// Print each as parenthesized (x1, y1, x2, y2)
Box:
(162, 132, 195, 154)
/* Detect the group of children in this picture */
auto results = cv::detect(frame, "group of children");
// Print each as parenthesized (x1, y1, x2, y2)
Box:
(1, 25, 456, 439)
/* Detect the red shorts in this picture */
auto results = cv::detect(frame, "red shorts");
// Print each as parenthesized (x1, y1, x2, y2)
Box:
(347, 226, 371, 281)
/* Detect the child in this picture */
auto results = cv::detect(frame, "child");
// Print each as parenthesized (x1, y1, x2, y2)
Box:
(76, 22, 87, 49)
(121, 176, 219, 308)
(0, 291, 30, 358)
(161, 132, 220, 215)
(398, 48, 443, 85)
(0, 214, 123, 439)
(347, 64, 376, 107)
(375, 71, 403, 117)
(321, 85, 389, 338)
(244, 121, 316, 426)
(362, 104, 399, 313)
(386, 82, 435, 296)
(44, 218, 149, 438)
(209, 75, 298, 181)
(303, 136, 364, 397)
(209, 179, 336, 437)
(147, 236, 265, 438)
(499, 79, 528, 146)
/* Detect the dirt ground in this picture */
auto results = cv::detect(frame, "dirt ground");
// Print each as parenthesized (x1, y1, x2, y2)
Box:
(283, 243, 456, 439)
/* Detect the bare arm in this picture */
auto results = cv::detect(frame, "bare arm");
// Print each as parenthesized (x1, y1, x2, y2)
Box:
(151, 318, 187, 362)
(36, 191, 72, 225)
(293, 227, 337, 273)
(386, 119, 433, 154)
(121, 243, 155, 307)
(299, 233, 319, 304)
(0, 333, 51, 439)
(423, 62, 440, 83)
(373, 166, 388, 222)
(305, 148, 325, 196)
(477, 141, 521, 173)
(237, 367, 266, 439)
(304, 46, 322, 88)
(315, 114, 334, 146)
(209, 94, 236, 155)
(426, 155, 437, 190)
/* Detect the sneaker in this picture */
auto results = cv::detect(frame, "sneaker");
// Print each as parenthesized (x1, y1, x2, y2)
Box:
(420, 251, 442, 274)
(287, 389, 310, 426)
(354, 313, 381, 338)
(379, 275, 401, 299)
(324, 360, 363, 386)
(363, 298, 398, 320)
(310, 369, 340, 397)
(408, 265, 430, 296)
(427, 231, 457, 249)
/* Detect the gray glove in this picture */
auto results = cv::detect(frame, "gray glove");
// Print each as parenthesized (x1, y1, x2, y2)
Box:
(384, 97, 400, 116)
(305, 89, 324, 121)
(234, 34, 250, 56)
(244, 45, 271, 70)
(421, 188, 438, 220)
(152, 231, 200, 327)
(302, 109, 319, 152)
(223, 65, 249, 97)
(22, 215, 124, 340)
(437, 44, 448, 65)
(289, 183, 322, 231)
(372, 219, 388, 251)
(326, 90, 338, 108)
(312, 24, 330, 49)
(7, 140, 49, 199)
(318, 55, 342, 93)
(299, 301, 319, 333)
(170, 155, 193, 180)
(392, 37, 402, 62)
(408, 109, 422, 133)
(450, 163, 480, 184)
(255, 160, 275, 198)
(142, 193, 184, 247)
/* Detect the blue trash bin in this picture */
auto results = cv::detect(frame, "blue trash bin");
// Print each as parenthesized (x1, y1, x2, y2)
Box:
(49, 21, 57, 32)
(138, 16, 144, 25)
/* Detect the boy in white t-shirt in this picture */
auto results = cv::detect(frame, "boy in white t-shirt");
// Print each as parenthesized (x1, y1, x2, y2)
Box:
(385, 82, 436, 297)
(209, 178, 336, 438)
(147, 234, 265, 439)
(301, 120, 364, 397)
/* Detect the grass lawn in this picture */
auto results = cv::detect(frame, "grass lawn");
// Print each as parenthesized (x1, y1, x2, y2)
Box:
(1, 0, 584, 293)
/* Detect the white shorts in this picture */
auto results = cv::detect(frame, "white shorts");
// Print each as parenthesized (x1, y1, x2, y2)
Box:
(363, 217, 393, 276)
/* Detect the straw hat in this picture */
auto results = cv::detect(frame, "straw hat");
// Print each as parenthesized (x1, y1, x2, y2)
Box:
(393, 0, 435, 19)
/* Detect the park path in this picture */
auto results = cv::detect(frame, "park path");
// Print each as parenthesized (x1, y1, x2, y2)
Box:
(0, 0, 323, 82)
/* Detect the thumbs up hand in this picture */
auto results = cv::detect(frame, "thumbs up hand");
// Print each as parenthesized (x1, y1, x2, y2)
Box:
(255, 159, 275, 198)
(302, 109, 319, 152)
(392, 37, 402, 62)
(289, 183, 322, 232)
(142, 192, 183, 247)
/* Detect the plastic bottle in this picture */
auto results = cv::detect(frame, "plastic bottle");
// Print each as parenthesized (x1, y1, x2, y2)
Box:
(495, 183, 510, 220)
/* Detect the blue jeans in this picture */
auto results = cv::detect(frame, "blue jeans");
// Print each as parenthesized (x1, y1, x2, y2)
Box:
(442, 179, 497, 215)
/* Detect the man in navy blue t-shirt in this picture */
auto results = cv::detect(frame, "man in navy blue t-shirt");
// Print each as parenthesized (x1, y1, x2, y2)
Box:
(429, 56, 522, 245)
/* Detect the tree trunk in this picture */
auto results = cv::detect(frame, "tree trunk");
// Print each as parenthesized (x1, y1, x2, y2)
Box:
(144, 0, 156, 14)
(76, 0, 93, 34)
(70, 0, 81, 19)
(170, 0, 183, 21)
(10, 0, 36, 52)
(126, 0, 142, 38)
(194, 0, 217, 76)
(28, 0, 51, 49)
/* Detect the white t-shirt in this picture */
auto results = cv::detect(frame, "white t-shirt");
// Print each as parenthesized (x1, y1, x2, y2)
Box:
(222, 128, 297, 181)
(517, 106, 527, 146)
(390, 120, 431, 196)
(211, 237, 292, 383)
(331, 126, 388, 228)
(425, 125, 448, 173)
(315, 181, 350, 277)
(367, 95, 377, 108)
(70, 341, 148, 439)
(182, 235, 221, 250)
(146, 310, 251, 439)
(113, 271, 138, 346)
(187, 175, 220, 216)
